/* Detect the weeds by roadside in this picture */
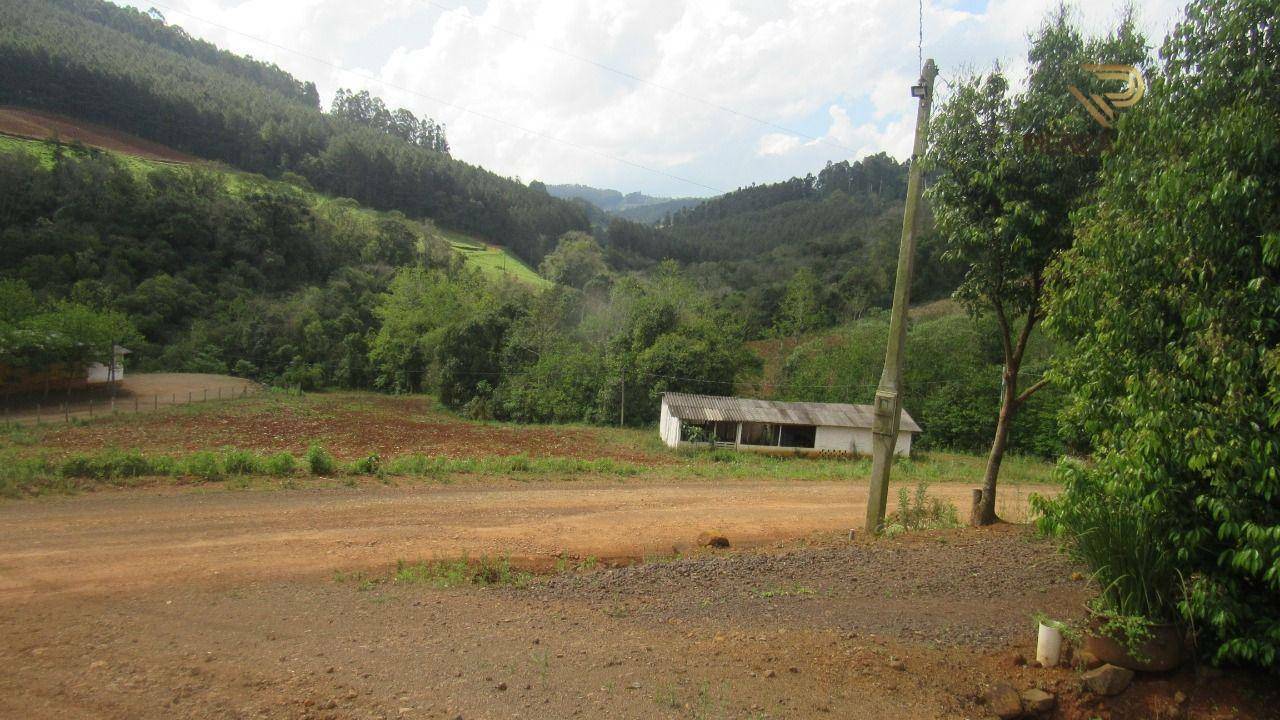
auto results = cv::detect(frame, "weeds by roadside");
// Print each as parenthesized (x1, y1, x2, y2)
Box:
(883, 481, 961, 537)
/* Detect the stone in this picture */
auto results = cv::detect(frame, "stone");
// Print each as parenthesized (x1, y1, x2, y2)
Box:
(888, 658, 906, 671)
(1076, 650, 1103, 670)
(1009, 652, 1027, 667)
(1173, 691, 1187, 705)
(1081, 664, 1133, 696)
(696, 532, 730, 548)
(765, 669, 777, 678)
(985, 683, 1023, 720)
(1021, 688, 1056, 714)
(495, 682, 507, 691)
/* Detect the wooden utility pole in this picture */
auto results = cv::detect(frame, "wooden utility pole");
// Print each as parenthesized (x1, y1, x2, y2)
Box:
(865, 58, 938, 534)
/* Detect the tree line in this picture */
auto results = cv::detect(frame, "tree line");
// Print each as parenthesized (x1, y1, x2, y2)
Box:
(0, 0, 588, 266)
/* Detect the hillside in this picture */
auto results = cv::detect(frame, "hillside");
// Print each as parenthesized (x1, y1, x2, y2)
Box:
(0, 0, 588, 266)
(545, 183, 703, 223)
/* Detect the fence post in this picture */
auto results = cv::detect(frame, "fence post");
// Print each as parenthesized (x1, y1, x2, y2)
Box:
(63, 403, 68, 423)
(36, 404, 41, 425)
(204, 388, 208, 402)
(171, 393, 175, 406)
(154, 395, 158, 410)
(187, 391, 192, 404)
(218, 387, 222, 401)
(111, 397, 116, 414)
(89, 400, 93, 419)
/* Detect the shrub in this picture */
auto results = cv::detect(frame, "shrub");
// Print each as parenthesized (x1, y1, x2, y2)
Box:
(182, 451, 223, 481)
(888, 481, 959, 531)
(304, 444, 335, 475)
(60, 449, 159, 481)
(222, 449, 262, 475)
(263, 452, 296, 477)
(349, 453, 381, 475)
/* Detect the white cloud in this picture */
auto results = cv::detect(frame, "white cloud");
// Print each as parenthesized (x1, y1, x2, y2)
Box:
(118, 0, 1186, 197)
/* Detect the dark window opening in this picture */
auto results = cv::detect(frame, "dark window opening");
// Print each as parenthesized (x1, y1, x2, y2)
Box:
(778, 424, 817, 449)
(740, 422, 779, 446)
(714, 421, 738, 443)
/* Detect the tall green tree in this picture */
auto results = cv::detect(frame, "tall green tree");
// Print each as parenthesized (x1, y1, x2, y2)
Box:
(925, 6, 1147, 524)
(1044, 0, 1279, 667)
(538, 232, 609, 289)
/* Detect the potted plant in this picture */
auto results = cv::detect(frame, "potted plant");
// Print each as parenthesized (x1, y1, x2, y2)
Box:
(1035, 465, 1186, 672)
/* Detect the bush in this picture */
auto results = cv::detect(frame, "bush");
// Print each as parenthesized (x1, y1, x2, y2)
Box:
(888, 481, 959, 531)
(60, 449, 160, 480)
(349, 453, 381, 475)
(222, 449, 262, 475)
(263, 452, 296, 477)
(182, 451, 223, 481)
(304, 444, 335, 475)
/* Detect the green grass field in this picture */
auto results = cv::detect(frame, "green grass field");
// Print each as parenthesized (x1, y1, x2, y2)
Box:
(445, 230, 549, 287)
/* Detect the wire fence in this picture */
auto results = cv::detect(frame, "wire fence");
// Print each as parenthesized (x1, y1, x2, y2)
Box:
(1, 383, 264, 427)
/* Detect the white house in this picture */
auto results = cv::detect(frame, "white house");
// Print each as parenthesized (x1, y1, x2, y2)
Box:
(85, 345, 130, 385)
(659, 392, 921, 458)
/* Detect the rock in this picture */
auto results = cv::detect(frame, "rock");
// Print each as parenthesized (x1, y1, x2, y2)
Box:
(765, 669, 777, 678)
(788, 667, 799, 674)
(1076, 650, 1103, 670)
(1029, 660, 1042, 668)
(1173, 691, 1187, 705)
(696, 532, 730, 548)
(495, 682, 507, 691)
(1021, 688, 1056, 714)
(985, 683, 1023, 720)
(1081, 664, 1133, 696)
(888, 658, 906, 671)
(1009, 652, 1027, 667)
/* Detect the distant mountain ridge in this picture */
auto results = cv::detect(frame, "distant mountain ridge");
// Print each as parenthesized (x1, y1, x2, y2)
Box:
(546, 183, 705, 224)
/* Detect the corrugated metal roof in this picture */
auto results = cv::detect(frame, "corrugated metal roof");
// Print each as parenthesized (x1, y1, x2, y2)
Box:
(662, 392, 921, 433)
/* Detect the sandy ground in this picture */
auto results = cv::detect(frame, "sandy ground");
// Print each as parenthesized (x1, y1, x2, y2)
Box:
(1, 480, 1274, 719)
(0, 480, 1046, 601)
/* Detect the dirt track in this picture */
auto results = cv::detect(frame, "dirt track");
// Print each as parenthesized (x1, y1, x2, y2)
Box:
(0, 480, 1048, 602)
(0, 105, 198, 162)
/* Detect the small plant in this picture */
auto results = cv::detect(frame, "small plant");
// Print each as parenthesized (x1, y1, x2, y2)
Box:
(349, 453, 381, 475)
(304, 444, 335, 475)
(393, 556, 529, 588)
(887, 481, 959, 531)
(758, 584, 816, 599)
(263, 452, 296, 477)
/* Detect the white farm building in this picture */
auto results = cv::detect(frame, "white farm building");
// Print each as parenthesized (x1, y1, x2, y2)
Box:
(659, 392, 921, 458)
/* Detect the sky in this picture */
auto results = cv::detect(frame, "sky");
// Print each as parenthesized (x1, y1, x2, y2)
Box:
(115, 0, 1186, 198)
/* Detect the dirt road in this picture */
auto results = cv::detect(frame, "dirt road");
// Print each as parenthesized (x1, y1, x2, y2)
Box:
(0, 480, 1049, 601)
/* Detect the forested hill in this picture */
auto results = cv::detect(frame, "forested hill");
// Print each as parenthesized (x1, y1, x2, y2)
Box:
(599, 153, 960, 333)
(544, 183, 703, 223)
(0, 0, 588, 265)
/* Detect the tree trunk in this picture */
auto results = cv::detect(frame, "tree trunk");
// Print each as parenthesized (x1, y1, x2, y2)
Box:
(972, 370, 1017, 526)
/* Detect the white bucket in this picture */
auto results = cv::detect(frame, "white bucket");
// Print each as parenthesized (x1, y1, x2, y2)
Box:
(1037, 622, 1063, 667)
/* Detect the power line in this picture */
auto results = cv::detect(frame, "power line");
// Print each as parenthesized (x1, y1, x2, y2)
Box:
(421, 0, 858, 157)
(145, 2, 727, 195)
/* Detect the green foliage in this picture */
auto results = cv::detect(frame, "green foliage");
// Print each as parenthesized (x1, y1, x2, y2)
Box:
(263, 452, 297, 477)
(1043, 0, 1279, 668)
(61, 449, 160, 481)
(922, 7, 1147, 521)
(222, 449, 263, 476)
(182, 451, 223, 481)
(393, 556, 529, 588)
(305, 444, 336, 475)
(0, 0, 589, 266)
(538, 231, 609, 289)
(779, 311, 1063, 456)
(349, 454, 381, 475)
(889, 481, 960, 531)
(771, 268, 827, 338)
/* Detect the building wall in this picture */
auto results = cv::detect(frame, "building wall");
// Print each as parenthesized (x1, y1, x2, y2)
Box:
(658, 400, 680, 448)
(851, 428, 913, 457)
(815, 426, 855, 453)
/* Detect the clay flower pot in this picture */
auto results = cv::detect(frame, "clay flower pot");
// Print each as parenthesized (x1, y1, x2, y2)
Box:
(1083, 613, 1185, 672)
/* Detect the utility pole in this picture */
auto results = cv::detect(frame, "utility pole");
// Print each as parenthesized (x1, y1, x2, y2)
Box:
(865, 58, 938, 534)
